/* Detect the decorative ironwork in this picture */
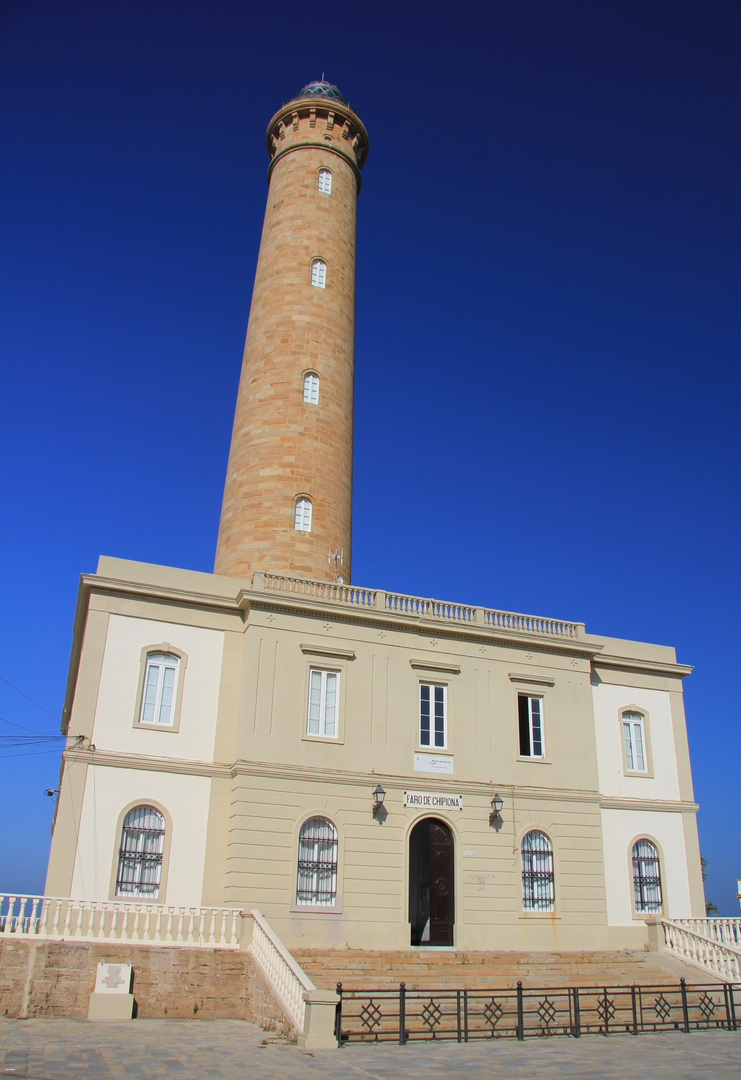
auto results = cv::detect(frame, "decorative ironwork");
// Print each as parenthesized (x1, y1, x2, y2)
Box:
(483, 999, 503, 1029)
(521, 831, 555, 912)
(421, 1000, 442, 1032)
(537, 997, 557, 1027)
(359, 1000, 383, 1032)
(335, 979, 739, 1045)
(653, 993, 672, 1023)
(698, 993, 716, 1019)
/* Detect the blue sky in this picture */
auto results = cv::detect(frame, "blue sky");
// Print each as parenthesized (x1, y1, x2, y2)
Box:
(1, 0, 739, 913)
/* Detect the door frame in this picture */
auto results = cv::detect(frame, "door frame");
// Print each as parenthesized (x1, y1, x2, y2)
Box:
(405, 813, 460, 948)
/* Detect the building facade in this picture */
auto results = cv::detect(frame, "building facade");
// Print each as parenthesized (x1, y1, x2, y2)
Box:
(45, 81, 705, 954)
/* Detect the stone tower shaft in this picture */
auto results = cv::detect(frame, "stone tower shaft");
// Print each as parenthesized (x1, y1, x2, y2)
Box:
(214, 85, 369, 583)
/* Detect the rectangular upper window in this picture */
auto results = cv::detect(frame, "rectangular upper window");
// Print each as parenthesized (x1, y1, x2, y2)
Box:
(518, 694, 544, 758)
(419, 683, 446, 749)
(307, 669, 339, 738)
(623, 712, 646, 772)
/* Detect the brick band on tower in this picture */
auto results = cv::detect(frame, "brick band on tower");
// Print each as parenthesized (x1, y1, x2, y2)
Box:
(214, 81, 369, 583)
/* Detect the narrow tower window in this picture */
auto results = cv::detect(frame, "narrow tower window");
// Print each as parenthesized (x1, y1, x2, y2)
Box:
(303, 372, 319, 405)
(632, 839, 662, 913)
(521, 830, 555, 911)
(317, 168, 332, 194)
(116, 805, 165, 897)
(296, 817, 338, 906)
(139, 653, 180, 726)
(310, 258, 326, 288)
(294, 497, 312, 532)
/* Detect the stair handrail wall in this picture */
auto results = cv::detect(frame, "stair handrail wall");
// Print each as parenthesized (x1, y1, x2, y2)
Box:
(662, 917, 741, 982)
(248, 907, 316, 1033)
(0, 894, 242, 949)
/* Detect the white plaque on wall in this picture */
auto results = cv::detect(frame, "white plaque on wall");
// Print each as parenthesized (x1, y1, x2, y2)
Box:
(94, 962, 132, 994)
(404, 791, 463, 811)
(413, 752, 453, 774)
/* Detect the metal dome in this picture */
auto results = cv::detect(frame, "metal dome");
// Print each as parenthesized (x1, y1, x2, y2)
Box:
(298, 80, 346, 104)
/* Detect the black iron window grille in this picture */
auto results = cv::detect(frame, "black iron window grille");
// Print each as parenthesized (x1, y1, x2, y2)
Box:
(296, 816, 338, 906)
(633, 838, 662, 913)
(115, 805, 165, 897)
(522, 830, 555, 911)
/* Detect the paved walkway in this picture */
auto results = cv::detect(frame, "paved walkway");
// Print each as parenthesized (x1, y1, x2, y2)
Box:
(1, 1018, 740, 1079)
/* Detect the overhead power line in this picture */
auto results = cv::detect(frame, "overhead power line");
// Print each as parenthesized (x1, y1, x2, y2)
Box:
(0, 673, 60, 721)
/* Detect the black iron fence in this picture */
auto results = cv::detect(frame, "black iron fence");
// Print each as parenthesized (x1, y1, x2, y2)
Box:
(335, 978, 739, 1045)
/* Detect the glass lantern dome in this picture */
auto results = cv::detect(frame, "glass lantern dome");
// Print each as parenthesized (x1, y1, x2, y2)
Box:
(298, 80, 346, 104)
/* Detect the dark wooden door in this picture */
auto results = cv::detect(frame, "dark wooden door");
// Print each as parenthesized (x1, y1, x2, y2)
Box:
(428, 819, 454, 945)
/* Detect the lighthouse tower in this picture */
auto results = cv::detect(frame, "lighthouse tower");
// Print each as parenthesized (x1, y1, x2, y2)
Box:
(214, 81, 369, 584)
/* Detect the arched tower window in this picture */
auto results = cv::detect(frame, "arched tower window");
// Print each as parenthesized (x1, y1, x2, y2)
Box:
(296, 816, 338, 905)
(139, 652, 180, 726)
(115, 805, 165, 897)
(521, 830, 554, 911)
(317, 168, 332, 194)
(303, 372, 319, 405)
(310, 258, 326, 288)
(294, 497, 312, 532)
(632, 839, 662, 913)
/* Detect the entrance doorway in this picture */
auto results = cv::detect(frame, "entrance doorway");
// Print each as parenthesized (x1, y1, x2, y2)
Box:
(408, 817, 454, 946)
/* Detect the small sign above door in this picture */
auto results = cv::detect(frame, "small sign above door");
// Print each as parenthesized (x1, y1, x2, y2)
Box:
(404, 791, 463, 811)
(413, 752, 453, 774)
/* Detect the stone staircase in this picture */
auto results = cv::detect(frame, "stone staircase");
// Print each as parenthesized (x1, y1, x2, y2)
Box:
(292, 948, 713, 990)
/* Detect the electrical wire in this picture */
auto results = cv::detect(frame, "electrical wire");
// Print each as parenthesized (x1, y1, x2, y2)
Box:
(0, 673, 59, 720)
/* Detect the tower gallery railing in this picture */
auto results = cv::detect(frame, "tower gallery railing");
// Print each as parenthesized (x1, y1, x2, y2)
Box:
(251, 573, 583, 640)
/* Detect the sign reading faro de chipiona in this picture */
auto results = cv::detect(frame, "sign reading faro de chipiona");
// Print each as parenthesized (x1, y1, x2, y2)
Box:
(403, 791, 463, 810)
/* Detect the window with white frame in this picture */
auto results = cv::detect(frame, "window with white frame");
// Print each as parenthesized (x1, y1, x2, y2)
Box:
(518, 694, 544, 757)
(317, 168, 332, 194)
(307, 668, 339, 737)
(419, 683, 446, 749)
(622, 711, 647, 772)
(115, 805, 165, 897)
(303, 372, 319, 404)
(294, 497, 312, 532)
(632, 838, 662, 913)
(139, 652, 180, 726)
(521, 830, 555, 911)
(310, 258, 326, 288)
(296, 816, 338, 905)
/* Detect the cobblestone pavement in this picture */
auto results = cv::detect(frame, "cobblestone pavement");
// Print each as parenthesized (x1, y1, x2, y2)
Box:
(1, 1019, 740, 1080)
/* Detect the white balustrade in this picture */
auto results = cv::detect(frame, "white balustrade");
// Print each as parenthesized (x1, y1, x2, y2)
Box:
(0, 895, 241, 950)
(249, 907, 315, 1033)
(253, 571, 580, 641)
(662, 917, 741, 981)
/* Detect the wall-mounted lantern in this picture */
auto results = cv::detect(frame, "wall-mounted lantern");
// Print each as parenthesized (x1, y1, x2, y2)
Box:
(372, 784, 386, 818)
(489, 793, 504, 825)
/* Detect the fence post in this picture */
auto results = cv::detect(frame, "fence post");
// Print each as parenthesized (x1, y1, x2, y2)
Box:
(463, 988, 469, 1042)
(602, 988, 610, 1035)
(456, 990, 462, 1043)
(729, 983, 738, 1031)
(572, 987, 581, 1038)
(335, 983, 343, 1045)
(516, 982, 524, 1041)
(631, 985, 638, 1036)
(680, 978, 690, 1033)
(399, 983, 406, 1045)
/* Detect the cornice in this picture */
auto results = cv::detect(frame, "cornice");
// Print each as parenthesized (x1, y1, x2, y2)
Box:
(600, 795, 699, 814)
(63, 747, 231, 779)
(593, 654, 693, 679)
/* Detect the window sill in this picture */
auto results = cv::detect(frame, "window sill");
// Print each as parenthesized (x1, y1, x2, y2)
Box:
(302, 733, 344, 745)
(290, 903, 343, 915)
(516, 755, 551, 765)
(623, 769, 655, 779)
(133, 722, 178, 734)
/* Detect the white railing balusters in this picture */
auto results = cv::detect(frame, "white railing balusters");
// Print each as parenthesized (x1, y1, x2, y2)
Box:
(248, 907, 314, 1033)
(0, 894, 243, 950)
(253, 571, 580, 641)
(662, 917, 741, 981)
